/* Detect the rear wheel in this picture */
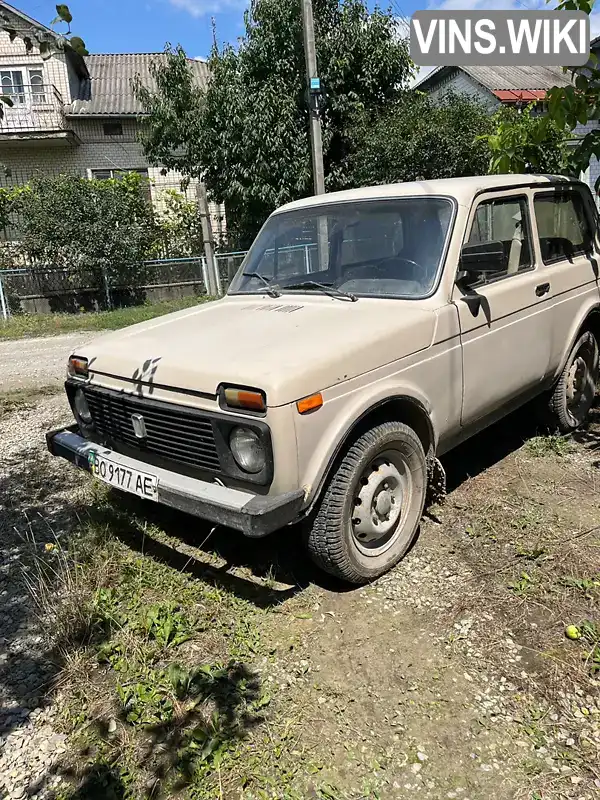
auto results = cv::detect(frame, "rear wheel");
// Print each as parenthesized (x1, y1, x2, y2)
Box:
(547, 331, 599, 433)
(305, 422, 427, 584)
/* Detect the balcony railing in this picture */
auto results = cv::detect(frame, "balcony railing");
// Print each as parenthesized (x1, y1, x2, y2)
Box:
(0, 84, 67, 135)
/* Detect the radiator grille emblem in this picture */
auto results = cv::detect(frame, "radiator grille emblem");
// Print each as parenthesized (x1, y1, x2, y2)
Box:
(131, 413, 147, 440)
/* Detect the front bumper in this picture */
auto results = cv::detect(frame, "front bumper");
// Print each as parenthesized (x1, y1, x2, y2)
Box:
(46, 426, 305, 537)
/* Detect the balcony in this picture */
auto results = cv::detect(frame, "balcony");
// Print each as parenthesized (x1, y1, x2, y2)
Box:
(0, 84, 79, 147)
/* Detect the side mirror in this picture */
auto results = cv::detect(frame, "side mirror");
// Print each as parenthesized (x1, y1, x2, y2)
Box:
(459, 240, 505, 276)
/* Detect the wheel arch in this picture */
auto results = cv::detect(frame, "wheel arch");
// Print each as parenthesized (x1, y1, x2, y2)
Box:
(556, 303, 600, 380)
(306, 395, 435, 513)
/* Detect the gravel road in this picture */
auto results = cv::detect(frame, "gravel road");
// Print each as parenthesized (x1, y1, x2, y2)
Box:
(0, 334, 91, 392)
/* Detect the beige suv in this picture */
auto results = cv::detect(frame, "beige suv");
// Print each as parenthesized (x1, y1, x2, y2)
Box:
(48, 174, 600, 584)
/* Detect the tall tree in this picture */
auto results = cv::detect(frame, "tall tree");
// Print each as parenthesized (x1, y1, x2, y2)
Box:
(350, 92, 493, 187)
(136, 0, 412, 248)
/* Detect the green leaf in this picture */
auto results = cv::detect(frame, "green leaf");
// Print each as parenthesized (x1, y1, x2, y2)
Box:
(55, 4, 73, 24)
(69, 36, 88, 56)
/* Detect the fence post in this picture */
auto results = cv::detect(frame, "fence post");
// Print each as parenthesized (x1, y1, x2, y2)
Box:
(101, 266, 113, 310)
(200, 256, 209, 293)
(0, 272, 8, 321)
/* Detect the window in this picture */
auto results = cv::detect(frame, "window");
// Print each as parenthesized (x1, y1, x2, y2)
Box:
(229, 197, 454, 299)
(29, 69, 45, 104)
(0, 67, 45, 104)
(1, 70, 25, 104)
(466, 196, 532, 281)
(103, 121, 123, 136)
(534, 190, 593, 264)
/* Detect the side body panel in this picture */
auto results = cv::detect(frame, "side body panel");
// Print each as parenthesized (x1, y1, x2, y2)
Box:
(293, 303, 462, 502)
(452, 188, 553, 427)
(529, 186, 600, 379)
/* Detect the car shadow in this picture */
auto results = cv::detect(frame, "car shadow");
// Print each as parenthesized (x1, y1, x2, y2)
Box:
(107, 493, 353, 605)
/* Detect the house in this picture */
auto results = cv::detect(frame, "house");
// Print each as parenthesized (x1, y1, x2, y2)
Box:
(0, 1, 224, 237)
(414, 60, 600, 195)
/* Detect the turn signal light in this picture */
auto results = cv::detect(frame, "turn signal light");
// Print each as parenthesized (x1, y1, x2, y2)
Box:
(223, 387, 266, 412)
(296, 392, 323, 415)
(68, 355, 89, 378)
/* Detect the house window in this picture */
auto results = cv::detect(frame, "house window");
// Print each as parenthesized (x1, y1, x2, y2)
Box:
(0, 67, 45, 104)
(103, 121, 123, 136)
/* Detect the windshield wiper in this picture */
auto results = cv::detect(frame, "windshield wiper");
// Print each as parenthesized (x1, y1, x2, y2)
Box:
(283, 280, 358, 302)
(241, 272, 281, 298)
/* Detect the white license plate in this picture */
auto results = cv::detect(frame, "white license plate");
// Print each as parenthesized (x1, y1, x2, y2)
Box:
(88, 452, 158, 500)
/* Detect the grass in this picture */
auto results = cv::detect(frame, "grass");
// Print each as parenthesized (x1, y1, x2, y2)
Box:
(0, 384, 61, 420)
(0, 296, 212, 340)
(22, 495, 329, 800)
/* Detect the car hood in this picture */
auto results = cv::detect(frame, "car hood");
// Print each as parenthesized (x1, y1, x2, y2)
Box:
(78, 295, 437, 407)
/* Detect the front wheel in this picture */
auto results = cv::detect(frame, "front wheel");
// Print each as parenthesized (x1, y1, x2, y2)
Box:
(305, 422, 427, 584)
(547, 331, 599, 433)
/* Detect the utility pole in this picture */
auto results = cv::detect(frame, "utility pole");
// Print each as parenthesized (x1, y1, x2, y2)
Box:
(197, 181, 220, 296)
(301, 0, 325, 196)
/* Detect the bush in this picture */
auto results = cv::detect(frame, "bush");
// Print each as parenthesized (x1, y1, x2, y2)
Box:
(8, 173, 159, 286)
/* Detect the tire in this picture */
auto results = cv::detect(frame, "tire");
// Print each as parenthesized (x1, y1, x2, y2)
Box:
(305, 422, 427, 584)
(547, 330, 599, 433)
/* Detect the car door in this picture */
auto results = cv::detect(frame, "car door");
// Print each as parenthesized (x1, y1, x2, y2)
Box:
(453, 190, 552, 427)
(531, 186, 600, 375)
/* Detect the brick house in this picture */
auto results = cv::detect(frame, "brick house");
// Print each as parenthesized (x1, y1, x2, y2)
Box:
(414, 60, 600, 197)
(0, 1, 224, 236)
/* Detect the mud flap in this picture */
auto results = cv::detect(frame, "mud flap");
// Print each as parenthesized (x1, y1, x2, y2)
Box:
(426, 455, 446, 508)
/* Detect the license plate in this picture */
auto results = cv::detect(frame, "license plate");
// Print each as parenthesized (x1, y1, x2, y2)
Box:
(88, 452, 158, 500)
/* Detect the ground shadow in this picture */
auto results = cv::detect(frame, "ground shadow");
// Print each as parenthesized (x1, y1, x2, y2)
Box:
(103, 492, 351, 604)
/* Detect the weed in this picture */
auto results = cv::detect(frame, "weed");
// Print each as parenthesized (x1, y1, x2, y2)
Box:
(516, 543, 547, 561)
(142, 602, 193, 648)
(560, 575, 600, 599)
(526, 435, 573, 457)
(508, 571, 535, 596)
(116, 675, 174, 726)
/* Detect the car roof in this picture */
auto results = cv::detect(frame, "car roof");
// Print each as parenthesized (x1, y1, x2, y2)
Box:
(274, 174, 583, 214)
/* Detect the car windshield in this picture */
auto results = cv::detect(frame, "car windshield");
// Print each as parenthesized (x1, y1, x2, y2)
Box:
(229, 197, 454, 299)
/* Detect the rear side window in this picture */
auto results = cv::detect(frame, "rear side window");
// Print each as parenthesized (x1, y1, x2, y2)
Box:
(534, 191, 593, 264)
(466, 196, 532, 281)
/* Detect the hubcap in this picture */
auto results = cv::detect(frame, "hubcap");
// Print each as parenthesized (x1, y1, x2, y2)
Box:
(352, 457, 405, 551)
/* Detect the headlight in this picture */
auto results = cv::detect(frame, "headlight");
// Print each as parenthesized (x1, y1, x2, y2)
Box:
(229, 427, 266, 474)
(73, 389, 92, 426)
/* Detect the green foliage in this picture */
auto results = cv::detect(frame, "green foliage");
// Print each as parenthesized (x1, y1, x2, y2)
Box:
(136, 0, 412, 247)
(154, 189, 204, 257)
(508, 571, 535, 596)
(143, 602, 193, 648)
(12, 173, 157, 284)
(348, 91, 492, 187)
(483, 106, 572, 175)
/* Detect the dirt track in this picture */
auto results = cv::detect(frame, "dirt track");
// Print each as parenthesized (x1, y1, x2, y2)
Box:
(0, 333, 90, 392)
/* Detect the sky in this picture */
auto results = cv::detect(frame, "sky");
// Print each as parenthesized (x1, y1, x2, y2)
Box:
(10, 0, 600, 59)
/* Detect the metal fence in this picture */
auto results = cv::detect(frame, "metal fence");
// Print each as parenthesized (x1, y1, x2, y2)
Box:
(0, 251, 247, 318)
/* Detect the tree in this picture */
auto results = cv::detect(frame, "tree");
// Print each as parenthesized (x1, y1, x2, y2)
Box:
(483, 105, 573, 175)
(480, 0, 595, 180)
(349, 92, 493, 187)
(136, 0, 412, 248)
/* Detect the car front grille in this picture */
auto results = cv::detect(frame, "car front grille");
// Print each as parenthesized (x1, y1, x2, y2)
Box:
(82, 386, 222, 474)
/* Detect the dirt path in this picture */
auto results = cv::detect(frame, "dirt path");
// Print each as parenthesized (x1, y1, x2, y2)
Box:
(0, 393, 599, 799)
(0, 333, 91, 391)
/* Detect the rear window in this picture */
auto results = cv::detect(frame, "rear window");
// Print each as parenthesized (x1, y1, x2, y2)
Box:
(534, 190, 593, 264)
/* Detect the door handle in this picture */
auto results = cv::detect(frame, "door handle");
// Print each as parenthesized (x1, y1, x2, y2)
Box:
(535, 282, 550, 297)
